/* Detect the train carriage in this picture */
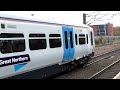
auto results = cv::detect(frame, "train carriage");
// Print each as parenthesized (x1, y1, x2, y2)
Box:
(0, 15, 95, 79)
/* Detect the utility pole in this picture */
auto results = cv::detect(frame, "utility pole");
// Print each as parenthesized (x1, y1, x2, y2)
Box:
(83, 13, 86, 24)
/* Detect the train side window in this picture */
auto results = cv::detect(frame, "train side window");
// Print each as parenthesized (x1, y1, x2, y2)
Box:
(0, 33, 24, 38)
(0, 40, 25, 54)
(0, 40, 12, 53)
(49, 39, 61, 48)
(86, 34, 88, 44)
(29, 34, 45, 37)
(49, 34, 61, 48)
(0, 33, 25, 54)
(11, 40, 25, 53)
(79, 34, 86, 45)
(29, 39, 46, 50)
(29, 34, 47, 50)
(64, 31, 68, 49)
(1, 24, 5, 29)
(75, 34, 77, 45)
(49, 34, 61, 37)
(70, 31, 73, 48)
(90, 32, 93, 45)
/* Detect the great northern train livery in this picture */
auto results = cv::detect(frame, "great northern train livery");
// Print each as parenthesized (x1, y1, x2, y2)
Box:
(0, 15, 95, 79)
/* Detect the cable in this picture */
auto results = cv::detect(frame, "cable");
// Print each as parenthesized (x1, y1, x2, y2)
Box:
(86, 11, 101, 24)
(88, 13, 109, 25)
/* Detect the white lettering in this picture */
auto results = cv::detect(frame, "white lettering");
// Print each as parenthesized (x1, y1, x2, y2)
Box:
(0, 59, 11, 65)
(4, 59, 11, 64)
(0, 60, 4, 65)
(0, 55, 29, 66)
(12, 58, 18, 63)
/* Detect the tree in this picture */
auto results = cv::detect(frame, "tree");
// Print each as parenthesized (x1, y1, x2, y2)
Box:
(113, 26, 120, 36)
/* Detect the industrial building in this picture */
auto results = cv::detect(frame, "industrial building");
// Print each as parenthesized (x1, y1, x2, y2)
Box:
(90, 22, 114, 36)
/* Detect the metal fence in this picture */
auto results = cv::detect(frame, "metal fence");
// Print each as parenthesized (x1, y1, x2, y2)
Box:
(94, 36, 120, 40)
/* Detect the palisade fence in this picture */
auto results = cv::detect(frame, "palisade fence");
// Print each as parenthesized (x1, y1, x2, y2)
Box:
(94, 36, 120, 46)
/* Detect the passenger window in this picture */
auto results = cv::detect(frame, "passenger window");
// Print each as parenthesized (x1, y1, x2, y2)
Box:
(49, 34, 61, 37)
(75, 34, 77, 45)
(29, 39, 46, 50)
(29, 34, 47, 50)
(90, 32, 93, 45)
(49, 34, 61, 48)
(79, 34, 86, 45)
(86, 34, 88, 44)
(70, 31, 73, 48)
(29, 34, 45, 37)
(0, 33, 25, 54)
(64, 31, 68, 49)
(0, 33, 24, 38)
(0, 40, 13, 54)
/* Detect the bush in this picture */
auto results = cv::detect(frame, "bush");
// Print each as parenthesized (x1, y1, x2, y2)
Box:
(95, 36, 106, 45)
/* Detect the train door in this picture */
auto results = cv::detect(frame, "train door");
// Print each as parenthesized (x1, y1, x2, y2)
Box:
(62, 26, 75, 61)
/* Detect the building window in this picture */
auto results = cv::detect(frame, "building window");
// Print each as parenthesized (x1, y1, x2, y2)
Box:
(29, 34, 47, 50)
(97, 25, 106, 36)
(49, 34, 61, 48)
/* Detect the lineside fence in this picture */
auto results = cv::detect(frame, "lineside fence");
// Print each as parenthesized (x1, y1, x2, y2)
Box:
(94, 36, 120, 46)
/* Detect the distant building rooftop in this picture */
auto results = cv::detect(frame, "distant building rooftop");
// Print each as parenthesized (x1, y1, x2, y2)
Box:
(90, 22, 113, 26)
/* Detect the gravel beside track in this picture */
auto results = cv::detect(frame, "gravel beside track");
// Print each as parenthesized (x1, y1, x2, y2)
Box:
(55, 51, 120, 79)
(91, 59, 120, 79)
(94, 42, 120, 57)
(55, 42, 120, 79)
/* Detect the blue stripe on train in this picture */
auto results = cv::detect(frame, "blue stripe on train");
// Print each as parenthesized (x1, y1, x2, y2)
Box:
(14, 63, 27, 72)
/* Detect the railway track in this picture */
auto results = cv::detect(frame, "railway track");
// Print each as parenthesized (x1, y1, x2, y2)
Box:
(86, 48, 120, 66)
(55, 49, 120, 79)
(89, 58, 120, 79)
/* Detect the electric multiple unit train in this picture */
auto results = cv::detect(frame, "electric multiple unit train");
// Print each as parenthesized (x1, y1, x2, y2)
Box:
(0, 15, 95, 79)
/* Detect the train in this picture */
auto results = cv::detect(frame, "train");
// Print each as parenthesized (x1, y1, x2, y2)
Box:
(0, 14, 95, 79)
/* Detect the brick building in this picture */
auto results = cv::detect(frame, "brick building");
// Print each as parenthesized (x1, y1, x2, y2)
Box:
(90, 22, 114, 36)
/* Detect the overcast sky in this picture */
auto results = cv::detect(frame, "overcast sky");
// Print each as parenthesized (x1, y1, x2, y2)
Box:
(0, 11, 120, 27)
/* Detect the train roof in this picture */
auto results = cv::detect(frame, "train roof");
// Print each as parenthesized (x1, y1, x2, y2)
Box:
(0, 13, 90, 28)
